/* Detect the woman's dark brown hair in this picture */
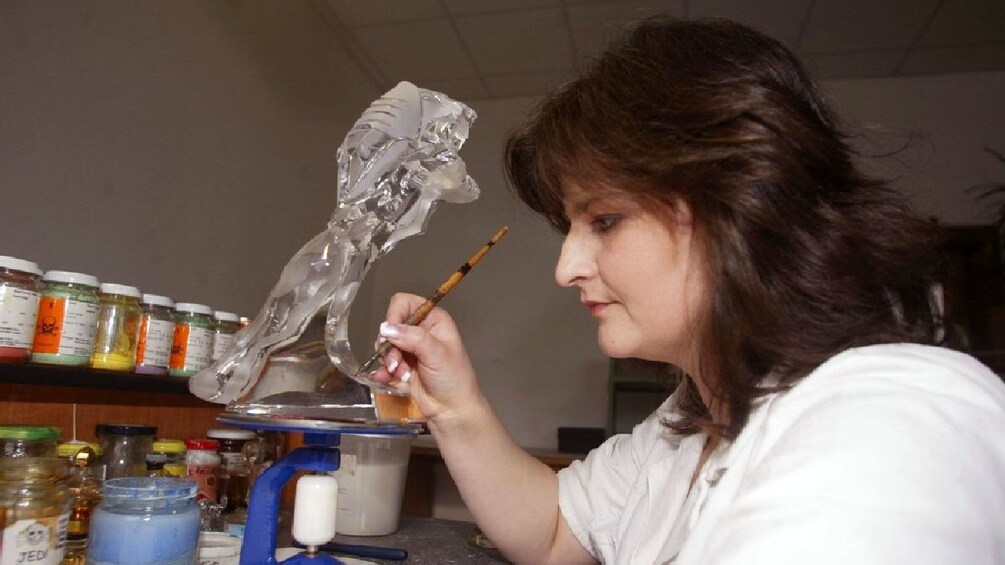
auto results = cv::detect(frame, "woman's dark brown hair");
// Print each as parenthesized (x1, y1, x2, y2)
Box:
(504, 17, 942, 438)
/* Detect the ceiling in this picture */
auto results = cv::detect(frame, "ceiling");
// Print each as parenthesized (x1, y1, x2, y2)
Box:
(311, 0, 1005, 101)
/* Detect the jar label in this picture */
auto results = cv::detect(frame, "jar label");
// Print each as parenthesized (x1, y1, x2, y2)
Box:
(31, 297, 99, 356)
(0, 286, 41, 349)
(162, 463, 186, 478)
(211, 332, 234, 362)
(136, 317, 173, 367)
(186, 462, 219, 503)
(0, 512, 69, 565)
(169, 325, 212, 372)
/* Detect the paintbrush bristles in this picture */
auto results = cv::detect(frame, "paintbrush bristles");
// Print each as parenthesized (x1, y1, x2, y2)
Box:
(357, 225, 510, 376)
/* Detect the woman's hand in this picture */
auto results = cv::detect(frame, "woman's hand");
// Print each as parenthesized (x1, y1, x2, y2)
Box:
(369, 292, 483, 430)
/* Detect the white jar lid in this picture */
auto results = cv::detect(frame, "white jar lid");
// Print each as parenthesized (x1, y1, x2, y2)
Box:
(0, 255, 42, 276)
(141, 293, 175, 308)
(207, 428, 256, 440)
(213, 311, 240, 323)
(239, 316, 250, 324)
(42, 270, 99, 288)
(99, 283, 141, 298)
(175, 302, 213, 315)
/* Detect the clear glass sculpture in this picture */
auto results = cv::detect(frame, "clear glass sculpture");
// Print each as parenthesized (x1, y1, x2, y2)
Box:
(189, 82, 479, 420)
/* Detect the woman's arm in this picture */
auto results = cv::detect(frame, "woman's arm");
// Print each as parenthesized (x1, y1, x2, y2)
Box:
(372, 293, 594, 564)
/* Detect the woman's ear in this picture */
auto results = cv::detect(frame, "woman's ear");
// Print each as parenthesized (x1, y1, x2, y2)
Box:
(672, 199, 694, 227)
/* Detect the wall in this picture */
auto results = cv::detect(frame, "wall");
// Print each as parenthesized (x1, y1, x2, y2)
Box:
(0, 1, 380, 318)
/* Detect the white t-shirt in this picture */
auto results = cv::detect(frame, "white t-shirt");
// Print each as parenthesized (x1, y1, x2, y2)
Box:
(558, 344, 1005, 564)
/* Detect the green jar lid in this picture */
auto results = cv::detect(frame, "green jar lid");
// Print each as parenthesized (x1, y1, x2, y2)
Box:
(152, 439, 187, 454)
(56, 441, 102, 458)
(0, 425, 60, 441)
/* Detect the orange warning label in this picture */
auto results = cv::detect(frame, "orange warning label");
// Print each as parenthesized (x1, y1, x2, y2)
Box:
(135, 317, 150, 364)
(169, 324, 189, 369)
(31, 296, 66, 354)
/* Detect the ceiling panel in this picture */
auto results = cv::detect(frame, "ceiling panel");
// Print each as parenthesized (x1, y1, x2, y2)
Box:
(417, 76, 491, 100)
(899, 43, 1005, 76)
(917, 0, 1005, 46)
(799, 0, 940, 53)
(455, 8, 572, 75)
(689, 0, 812, 46)
(442, 0, 561, 16)
(485, 70, 574, 98)
(322, 0, 445, 27)
(566, 0, 685, 63)
(802, 50, 904, 80)
(312, 0, 1005, 102)
(351, 19, 476, 82)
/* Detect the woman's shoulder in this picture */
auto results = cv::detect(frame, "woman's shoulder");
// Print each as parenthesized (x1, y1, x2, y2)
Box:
(796, 343, 1004, 403)
(758, 343, 1005, 447)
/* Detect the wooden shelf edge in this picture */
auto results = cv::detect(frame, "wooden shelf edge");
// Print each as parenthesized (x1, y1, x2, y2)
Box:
(0, 362, 194, 395)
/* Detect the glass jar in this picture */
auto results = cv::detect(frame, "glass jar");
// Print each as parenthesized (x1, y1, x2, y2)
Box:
(0, 425, 60, 458)
(206, 428, 255, 514)
(90, 283, 143, 372)
(96, 424, 157, 480)
(151, 439, 187, 479)
(0, 457, 72, 565)
(0, 255, 43, 364)
(168, 303, 213, 378)
(134, 294, 175, 375)
(183, 439, 220, 503)
(58, 445, 102, 562)
(30, 271, 100, 366)
(210, 311, 240, 362)
(86, 477, 200, 565)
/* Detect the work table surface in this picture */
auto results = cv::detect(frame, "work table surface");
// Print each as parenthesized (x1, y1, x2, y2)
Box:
(329, 516, 506, 564)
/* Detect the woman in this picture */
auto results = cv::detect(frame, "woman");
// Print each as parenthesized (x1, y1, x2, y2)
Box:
(372, 17, 1005, 564)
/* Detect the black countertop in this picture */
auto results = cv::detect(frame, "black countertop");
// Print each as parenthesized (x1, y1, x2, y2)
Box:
(325, 516, 506, 564)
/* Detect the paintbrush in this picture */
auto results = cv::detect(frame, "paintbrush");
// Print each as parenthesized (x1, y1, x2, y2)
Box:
(356, 225, 510, 377)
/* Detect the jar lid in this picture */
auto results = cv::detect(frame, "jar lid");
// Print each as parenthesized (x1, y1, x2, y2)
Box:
(239, 316, 250, 324)
(99, 283, 141, 298)
(213, 311, 240, 323)
(206, 428, 256, 441)
(142, 293, 175, 308)
(95, 423, 158, 436)
(42, 270, 99, 288)
(152, 439, 187, 454)
(184, 438, 220, 450)
(102, 477, 198, 501)
(175, 302, 213, 316)
(56, 441, 102, 458)
(146, 452, 168, 464)
(0, 255, 42, 276)
(0, 425, 60, 440)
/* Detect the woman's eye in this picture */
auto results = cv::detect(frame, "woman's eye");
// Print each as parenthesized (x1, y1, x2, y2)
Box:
(591, 215, 621, 233)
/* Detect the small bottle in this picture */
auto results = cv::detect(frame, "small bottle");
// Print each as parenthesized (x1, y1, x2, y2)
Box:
(211, 311, 241, 362)
(134, 294, 175, 375)
(0, 425, 60, 458)
(207, 428, 255, 514)
(0, 457, 72, 565)
(184, 439, 221, 503)
(151, 438, 187, 478)
(95, 424, 157, 480)
(90, 283, 143, 372)
(145, 452, 167, 476)
(58, 443, 103, 562)
(0, 255, 43, 363)
(239, 316, 250, 328)
(87, 477, 200, 565)
(30, 270, 100, 366)
(168, 303, 214, 378)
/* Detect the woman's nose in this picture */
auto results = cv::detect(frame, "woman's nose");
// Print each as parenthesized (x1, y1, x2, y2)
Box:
(555, 234, 594, 287)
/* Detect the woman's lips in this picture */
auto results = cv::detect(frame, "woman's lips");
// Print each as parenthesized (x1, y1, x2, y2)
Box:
(584, 301, 610, 316)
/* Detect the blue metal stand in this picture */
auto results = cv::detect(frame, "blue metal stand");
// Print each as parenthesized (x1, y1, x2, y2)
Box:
(240, 432, 344, 565)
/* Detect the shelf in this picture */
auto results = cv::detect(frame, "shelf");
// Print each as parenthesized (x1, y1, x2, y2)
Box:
(0, 361, 193, 395)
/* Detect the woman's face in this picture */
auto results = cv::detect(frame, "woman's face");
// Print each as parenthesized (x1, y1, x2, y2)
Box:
(555, 183, 707, 374)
